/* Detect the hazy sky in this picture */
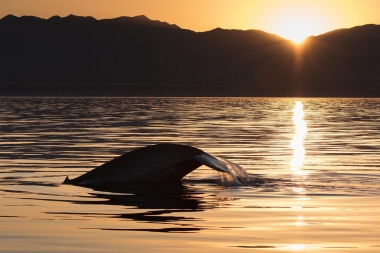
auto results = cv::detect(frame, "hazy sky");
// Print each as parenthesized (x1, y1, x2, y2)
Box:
(1, 0, 380, 40)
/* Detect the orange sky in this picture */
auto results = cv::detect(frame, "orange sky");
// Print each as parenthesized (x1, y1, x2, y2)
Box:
(1, 0, 380, 40)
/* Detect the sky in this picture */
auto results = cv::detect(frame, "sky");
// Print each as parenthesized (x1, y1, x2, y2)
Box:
(1, 0, 380, 42)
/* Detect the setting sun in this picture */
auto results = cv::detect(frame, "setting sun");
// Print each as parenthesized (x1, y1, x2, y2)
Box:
(276, 16, 316, 43)
(265, 3, 331, 44)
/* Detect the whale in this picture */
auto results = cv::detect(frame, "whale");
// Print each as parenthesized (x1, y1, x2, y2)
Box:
(64, 143, 239, 187)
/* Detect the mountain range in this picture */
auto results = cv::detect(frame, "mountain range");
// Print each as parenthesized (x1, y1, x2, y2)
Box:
(1, 14, 379, 97)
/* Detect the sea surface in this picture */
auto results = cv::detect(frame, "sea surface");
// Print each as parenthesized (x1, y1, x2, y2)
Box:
(0, 97, 379, 253)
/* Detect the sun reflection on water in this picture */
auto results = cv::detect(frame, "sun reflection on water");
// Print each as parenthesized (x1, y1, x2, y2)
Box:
(295, 215, 306, 226)
(288, 102, 309, 250)
(290, 101, 308, 175)
(288, 244, 305, 250)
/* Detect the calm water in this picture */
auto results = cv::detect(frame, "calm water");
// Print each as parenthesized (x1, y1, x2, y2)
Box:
(0, 97, 380, 252)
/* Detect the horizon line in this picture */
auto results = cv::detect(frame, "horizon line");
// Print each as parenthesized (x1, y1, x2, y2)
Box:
(1, 13, 379, 39)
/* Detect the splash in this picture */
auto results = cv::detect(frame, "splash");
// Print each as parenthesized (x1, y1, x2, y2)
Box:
(215, 157, 249, 186)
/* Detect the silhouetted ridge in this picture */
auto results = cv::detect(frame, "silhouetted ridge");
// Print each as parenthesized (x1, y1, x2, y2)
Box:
(315, 24, 380, 39)
(1, 14, 18, 21)
(102, 15, 180, 29)
(0, 15, 379, 97)
(134, 15, 149, 20)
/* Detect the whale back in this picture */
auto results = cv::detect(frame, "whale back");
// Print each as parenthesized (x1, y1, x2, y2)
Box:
(65, 144, 204, 185)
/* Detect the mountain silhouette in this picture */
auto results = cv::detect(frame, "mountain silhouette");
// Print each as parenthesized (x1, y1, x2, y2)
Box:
(0, 15, 379, 97)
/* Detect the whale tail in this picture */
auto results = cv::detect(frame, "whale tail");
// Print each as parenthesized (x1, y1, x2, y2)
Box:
(63, 144, 247, 186)
(194, 153, 241, 185)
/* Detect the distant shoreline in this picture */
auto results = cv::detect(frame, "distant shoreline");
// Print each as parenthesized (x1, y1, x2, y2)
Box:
(0, 83, 376, 98)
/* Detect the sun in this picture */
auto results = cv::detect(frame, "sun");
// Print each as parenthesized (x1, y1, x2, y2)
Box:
(266, 4, 327, 44)
(276, 15, 317, 43)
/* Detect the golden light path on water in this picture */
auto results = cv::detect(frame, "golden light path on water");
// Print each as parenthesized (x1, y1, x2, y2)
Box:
(290, 101, 308, 175)
(289, 101, 308, 251)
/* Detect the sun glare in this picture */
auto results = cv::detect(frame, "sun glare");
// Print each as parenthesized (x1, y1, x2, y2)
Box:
(277, 16, 317, 43)
(267, 4, 328, 44)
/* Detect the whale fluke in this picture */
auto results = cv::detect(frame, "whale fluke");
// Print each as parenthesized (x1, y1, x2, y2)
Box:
(64, 144, 238, 186)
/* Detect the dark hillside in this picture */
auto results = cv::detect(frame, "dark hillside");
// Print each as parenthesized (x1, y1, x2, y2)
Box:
(0, 15, 379, 96)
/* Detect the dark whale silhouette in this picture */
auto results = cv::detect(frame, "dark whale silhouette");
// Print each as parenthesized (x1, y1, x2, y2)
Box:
(64, 144, 236, 186)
